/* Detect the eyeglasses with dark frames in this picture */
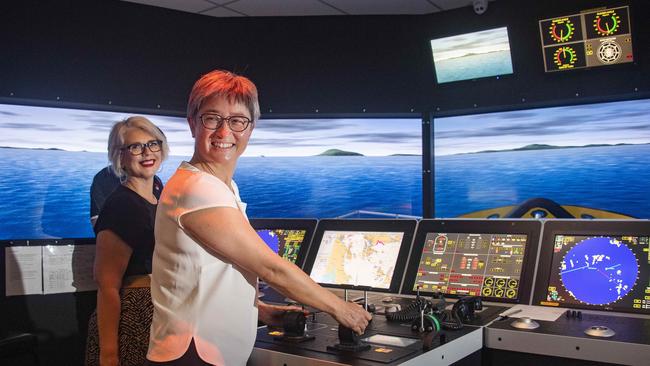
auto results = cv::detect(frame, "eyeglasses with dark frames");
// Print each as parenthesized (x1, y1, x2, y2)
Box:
(121, 140, 163, 155)
(199, 113, 252, 132)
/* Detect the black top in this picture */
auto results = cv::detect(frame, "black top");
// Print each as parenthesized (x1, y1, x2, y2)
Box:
(94, 185, 157, 276)
(90, 166, 162, 219)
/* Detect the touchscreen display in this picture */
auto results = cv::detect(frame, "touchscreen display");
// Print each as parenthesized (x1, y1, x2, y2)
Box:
(411, 232, 528, 300)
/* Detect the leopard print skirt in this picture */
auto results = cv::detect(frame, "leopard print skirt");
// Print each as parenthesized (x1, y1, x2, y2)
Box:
(85, 287, 153, 366)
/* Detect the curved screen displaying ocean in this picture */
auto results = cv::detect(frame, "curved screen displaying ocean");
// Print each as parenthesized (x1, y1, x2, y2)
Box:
(0, 150, 422, 239)
(1, 144, 648, 240)
(435, 144, 650, 218)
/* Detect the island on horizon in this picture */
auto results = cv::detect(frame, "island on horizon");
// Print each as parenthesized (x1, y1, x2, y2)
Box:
(457, 142, 649, 156)
(0, 146, 65, 151)
(317, 148, 364, 156)
(316, 149, 421, 157)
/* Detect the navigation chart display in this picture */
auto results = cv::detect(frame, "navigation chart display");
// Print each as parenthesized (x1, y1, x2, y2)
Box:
(256, 229, 308, 264)
(539, 6, 633, 72)
(542, 234, 650, 312)
(412, 232, 527, 300)
(309, 230, 404, 289)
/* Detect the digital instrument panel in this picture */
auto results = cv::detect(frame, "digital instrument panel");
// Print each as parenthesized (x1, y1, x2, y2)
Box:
(250, 218, 317, 268)
(302, 219, 416, 293)
(402, 220, 542, 303)
(534, 220, 650, 314)
(539, 6, 633, 72)
(412, 232, 527, 299)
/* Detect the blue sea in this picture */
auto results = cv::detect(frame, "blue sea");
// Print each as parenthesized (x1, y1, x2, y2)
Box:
(0, 144, 648, 240)
(436, 50, 513, 83)
(435, 145, 650, 218)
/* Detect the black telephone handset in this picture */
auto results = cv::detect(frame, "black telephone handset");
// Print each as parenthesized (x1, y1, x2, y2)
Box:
(451, 296, 481, 323)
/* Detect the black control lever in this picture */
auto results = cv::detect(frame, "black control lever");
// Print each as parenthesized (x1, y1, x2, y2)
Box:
(272, 311, 315, 343)
(327, 325, 371, 352)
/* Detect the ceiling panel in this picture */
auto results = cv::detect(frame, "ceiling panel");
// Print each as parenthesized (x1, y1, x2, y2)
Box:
(202, 6, 247, 17)
(429, 0, 474, 11)
(120, 0, 485, 17)
(225, 0, 342, 17)
(324, 0, 439, 15)
(121, 0, 215, 13)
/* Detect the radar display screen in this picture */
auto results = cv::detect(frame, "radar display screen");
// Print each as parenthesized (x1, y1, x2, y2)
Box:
(539, 6, 633, 72)
(542, 235, 650, 312)
(411, 232, 527, 300)
(250, 218, 317, 268)
(255, 229, 308, 264)
(309, 230, 405, 289)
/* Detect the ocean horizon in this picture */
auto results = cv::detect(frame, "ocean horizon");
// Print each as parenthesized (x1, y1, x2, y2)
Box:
(0, 143, 648, 239)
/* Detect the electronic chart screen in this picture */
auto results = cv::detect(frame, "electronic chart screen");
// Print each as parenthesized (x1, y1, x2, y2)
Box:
(302, 219, 417, 293)
(402, 219, 542, 303)
(250, 218, 317, 268)
(534, 220, 650, 314)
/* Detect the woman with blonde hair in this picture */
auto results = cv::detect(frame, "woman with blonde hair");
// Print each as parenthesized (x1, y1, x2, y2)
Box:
(86, 116, 169, 366)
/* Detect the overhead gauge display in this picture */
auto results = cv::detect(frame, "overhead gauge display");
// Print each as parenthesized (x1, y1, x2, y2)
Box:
(544, 43, 586, 71)
(594, 12, 620, 36)
(585, 8, 630, 39)
(540, 15, 582, 45)
(552, 20, 574, 42)
(539, 6, 633, 72)
(555, 47, 577, 68)
(597, 40, 622, 64)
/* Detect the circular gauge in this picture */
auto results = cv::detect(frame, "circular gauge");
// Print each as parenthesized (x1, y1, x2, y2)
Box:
(507, 278, 518, 289)
(553, 46, 578, 68)
(549, 20, 575, 43)
(495, 278, 507, 288)
(560, 237, 638, 305)
(594, 12, 620, 36)
(494, 288, 505, 297)
(505, 289, 517, 299)
(484, 277, 494, 287)
(598, 40, 622, 63)
(482, 287, 493, 297)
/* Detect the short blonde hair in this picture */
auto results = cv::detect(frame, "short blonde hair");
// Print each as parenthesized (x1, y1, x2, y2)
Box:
(186, 69, 261, 123)
(107, 116, 169, 177)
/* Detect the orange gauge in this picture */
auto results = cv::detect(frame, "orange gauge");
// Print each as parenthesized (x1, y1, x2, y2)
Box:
(549, 18, 575, 43)
(553, 46, 578, 69)
(593, 10, 621, 36)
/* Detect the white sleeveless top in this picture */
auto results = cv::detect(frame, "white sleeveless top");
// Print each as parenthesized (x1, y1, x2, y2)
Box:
(147, 162, 258, 365)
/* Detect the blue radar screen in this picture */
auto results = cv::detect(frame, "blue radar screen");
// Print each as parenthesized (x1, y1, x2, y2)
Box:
(257, 230, 280, 254)
(560, 237, 639, 305)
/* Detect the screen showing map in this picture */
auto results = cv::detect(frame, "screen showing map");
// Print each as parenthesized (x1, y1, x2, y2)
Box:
(541, 234, 650, 313)
(411, 232, 528, 300)
(255, 229, 308, 264)
(309, 230, 405, 289)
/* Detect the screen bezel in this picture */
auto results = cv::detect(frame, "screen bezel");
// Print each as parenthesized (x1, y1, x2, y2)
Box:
(249, 218, 318, 269)
(401, 219, 542, 304)
(532, 219, 650, 314)
(302, 219, 417, 293)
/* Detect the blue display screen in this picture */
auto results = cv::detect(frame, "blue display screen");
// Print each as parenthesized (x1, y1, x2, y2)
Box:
(544, 234, 650, 312)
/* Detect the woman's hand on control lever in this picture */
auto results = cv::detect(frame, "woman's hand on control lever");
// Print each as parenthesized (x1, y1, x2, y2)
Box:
(333, 300, 372, 335)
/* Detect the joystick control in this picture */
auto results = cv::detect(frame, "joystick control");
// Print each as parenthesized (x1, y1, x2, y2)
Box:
(327, 325, 371, 352)
(273, 311, 315, 343)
